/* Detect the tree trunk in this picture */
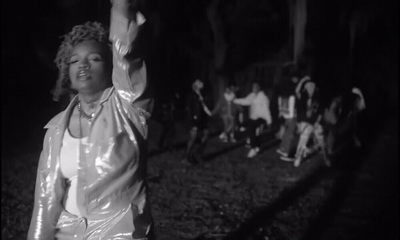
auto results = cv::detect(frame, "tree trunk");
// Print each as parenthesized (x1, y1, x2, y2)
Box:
(293, 0, 307, 65)
(206, 0, 228, 101)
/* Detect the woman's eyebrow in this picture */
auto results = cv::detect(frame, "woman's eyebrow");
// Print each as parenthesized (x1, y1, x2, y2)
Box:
(70, 52, 102, 58)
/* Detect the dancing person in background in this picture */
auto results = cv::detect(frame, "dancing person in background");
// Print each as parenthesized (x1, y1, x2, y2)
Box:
(28, 1, 154, 239)
(294, 81, 329, 167)
(212, 83, 239, 143)
(276, 82, 297, 160)
(185, 79, 212, 164)
(323, 94, 344, 156)
(234, 82, 272, 158)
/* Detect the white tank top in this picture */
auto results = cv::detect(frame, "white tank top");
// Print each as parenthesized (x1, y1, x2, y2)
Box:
(60, 129, 87, 217)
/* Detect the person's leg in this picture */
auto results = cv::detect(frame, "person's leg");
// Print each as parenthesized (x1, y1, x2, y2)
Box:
(279, 118, 296, 156)
(314, 123, 330, 166)
(197, 128, 210, 161)
(220, 115, 229, 141)
(247, 119, 264, 158)
(225, 116, 235, 141)
(294, 122, 313, 167)
(246, 119, 258, 148)
(186, 126, 198, 162)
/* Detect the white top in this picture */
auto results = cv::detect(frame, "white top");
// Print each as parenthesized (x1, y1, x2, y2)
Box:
(60, 129, 87, 217)
(278, 95, 296, 119)
(234, 91, 272, 125)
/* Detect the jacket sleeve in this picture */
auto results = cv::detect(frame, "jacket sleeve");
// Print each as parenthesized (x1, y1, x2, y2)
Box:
(28, 130, 58, 240)
(110, 2, 153, 137)
(110, 6, 146, 103)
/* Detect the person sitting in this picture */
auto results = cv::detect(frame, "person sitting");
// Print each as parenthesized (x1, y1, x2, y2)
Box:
(323, 94, 344, 156)
(294, 80, 330, 167)
(323, 87, 366, 158)
(233, 82, 272, 158)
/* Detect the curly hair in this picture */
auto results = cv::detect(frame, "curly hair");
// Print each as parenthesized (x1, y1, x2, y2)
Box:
(52, 21, 111, 101)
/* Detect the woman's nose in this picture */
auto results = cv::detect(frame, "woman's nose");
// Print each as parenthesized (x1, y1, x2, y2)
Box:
(79, 60, 90, 69)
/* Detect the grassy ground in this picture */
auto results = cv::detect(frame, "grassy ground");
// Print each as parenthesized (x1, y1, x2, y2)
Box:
(1, 117, 398, 240)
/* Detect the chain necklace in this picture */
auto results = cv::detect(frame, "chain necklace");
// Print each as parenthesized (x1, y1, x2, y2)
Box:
(77, 102, 95, 122)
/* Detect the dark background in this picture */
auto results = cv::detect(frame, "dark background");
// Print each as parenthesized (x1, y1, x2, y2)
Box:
(1, 0, 398, 158)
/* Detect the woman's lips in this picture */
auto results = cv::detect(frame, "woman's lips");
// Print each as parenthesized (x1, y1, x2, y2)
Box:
(77, 70, 91, 80)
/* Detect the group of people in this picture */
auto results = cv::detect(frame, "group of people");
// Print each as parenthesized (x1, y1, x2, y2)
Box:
(276, 67, 366, 167)
(183, 66, 367, 169)
(184, 79, 273, 163)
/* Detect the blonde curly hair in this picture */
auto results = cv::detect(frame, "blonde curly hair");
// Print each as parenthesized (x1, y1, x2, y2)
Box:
(52, 21, 111, 101)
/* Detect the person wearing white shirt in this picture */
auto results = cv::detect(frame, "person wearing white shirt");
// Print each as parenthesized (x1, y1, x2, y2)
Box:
(276, 90, 297, 159)
(234, 82, 272, 158)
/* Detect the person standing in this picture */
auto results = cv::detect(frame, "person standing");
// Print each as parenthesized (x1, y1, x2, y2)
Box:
(212, 83, 239, 143)
(28, 1, 153, 239)
(276, 85, 297, 159)
(185, 79, 212, 164)
(234, 82, 272, 158)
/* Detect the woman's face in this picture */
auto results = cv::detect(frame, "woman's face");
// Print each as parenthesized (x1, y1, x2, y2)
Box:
(69, 40, 112, 95)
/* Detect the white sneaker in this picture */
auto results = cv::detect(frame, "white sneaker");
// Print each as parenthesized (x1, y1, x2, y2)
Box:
(247, 147, 260, 158)
(294, 157, 302, 167)
(276, 148, 288, 157)
(219, 133, 227, 140)
(280, 156, 295, 162)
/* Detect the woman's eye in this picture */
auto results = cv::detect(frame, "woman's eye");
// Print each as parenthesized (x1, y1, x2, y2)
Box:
(69, 59, 79, 64)
(89, 56, 103, 62)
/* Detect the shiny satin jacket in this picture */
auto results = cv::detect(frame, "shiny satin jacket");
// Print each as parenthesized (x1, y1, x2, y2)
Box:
(28, 8, 152, 240)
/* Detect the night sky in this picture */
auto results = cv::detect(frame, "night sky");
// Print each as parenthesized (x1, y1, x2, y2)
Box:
(1, 0, 398, 158)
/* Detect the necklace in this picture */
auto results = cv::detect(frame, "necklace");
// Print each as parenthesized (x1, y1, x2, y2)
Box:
(77, 102, 95, 122)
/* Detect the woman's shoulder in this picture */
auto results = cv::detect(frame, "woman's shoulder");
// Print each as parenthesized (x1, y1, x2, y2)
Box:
(44, 111, 65, 129)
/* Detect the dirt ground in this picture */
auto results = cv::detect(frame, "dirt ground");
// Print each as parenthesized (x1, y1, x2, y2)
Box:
(1, 117, 398, 240)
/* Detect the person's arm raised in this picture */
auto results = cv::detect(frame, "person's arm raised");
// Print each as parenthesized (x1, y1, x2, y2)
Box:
(110, 0, 148, 105)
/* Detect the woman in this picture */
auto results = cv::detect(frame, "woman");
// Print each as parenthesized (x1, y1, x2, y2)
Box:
(294, 81, 329, 167)
(28, 1, 153, 239)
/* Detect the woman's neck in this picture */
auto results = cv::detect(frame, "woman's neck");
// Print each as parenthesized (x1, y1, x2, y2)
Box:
(78, 91, 103, 113)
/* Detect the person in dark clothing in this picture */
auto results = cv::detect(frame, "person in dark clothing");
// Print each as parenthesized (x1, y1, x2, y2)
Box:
(294, 80, 330, 167)
(323, 94, 344, 156)
(185, 79, 212, 164)
(323, 87, 366, 157)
